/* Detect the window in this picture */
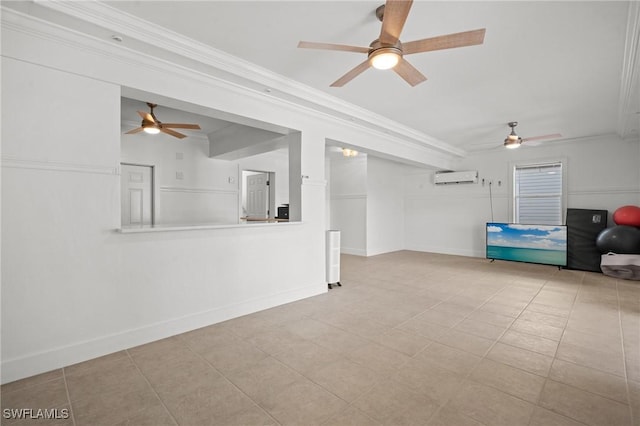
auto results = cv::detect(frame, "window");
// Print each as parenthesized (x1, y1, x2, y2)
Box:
(513, 162, 563, 225)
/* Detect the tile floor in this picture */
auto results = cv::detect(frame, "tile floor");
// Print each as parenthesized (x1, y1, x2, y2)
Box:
(2, 251, 639, 426)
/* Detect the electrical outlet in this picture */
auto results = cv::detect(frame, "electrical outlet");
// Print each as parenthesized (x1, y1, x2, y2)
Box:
(176, 171, 184, 180)
(228, 176, 236, 184)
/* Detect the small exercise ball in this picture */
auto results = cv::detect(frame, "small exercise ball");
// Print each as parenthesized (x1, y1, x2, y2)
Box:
(613, 205, 640, 227)
(596, 225, 640, 254)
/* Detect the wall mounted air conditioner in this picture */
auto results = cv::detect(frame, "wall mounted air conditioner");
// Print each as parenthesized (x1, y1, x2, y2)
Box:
(434, 170, 478, 184)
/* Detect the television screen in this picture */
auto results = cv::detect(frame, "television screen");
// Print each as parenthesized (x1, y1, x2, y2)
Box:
(486, 223, 567, 266)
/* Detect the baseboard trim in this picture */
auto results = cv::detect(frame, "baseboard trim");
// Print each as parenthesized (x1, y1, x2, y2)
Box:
(340, 247, 367, 256)
(1, 282, 325, 384)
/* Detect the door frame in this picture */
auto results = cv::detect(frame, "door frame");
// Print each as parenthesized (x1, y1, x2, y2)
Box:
(120, 162, 156, 226)
(241, 169, 276, 219)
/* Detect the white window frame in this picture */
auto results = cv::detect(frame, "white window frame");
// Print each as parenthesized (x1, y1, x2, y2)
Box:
(508, 157, 568, 225)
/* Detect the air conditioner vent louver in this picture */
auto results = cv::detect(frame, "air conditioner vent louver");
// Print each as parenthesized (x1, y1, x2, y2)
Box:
(434, 170, 478, 184)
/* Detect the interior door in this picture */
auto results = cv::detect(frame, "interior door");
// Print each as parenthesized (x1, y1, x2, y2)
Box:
(121, 163, 153, 227)
(246, 172, 269, 218)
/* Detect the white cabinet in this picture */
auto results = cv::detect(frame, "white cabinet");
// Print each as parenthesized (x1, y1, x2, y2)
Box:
(326, 230, 341, 289)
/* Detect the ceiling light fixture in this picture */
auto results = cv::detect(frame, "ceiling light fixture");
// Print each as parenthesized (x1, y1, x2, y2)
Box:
(504, 122, 522, 149)
(342, 148, 358, 157)
(143, 124, 161, 135)
(369, 47, 401, 70)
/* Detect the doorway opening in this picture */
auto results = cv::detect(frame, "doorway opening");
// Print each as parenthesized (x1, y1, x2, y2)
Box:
(121, 163, 155, 227)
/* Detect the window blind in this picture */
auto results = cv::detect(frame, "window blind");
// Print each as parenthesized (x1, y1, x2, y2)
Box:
(514, 162, 563, 225)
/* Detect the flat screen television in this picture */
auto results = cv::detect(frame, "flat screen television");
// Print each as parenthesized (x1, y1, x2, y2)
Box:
(486, 222, 567, 266)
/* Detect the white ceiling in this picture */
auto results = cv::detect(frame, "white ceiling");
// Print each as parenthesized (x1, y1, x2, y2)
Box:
(106, 1, 639, 152)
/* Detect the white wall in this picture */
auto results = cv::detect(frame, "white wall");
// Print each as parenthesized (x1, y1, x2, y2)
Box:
(366, 157, 405, 256)
(1, 56, 324, 382)
(404, 135, 640, 257)
(329, 153, 367, 256)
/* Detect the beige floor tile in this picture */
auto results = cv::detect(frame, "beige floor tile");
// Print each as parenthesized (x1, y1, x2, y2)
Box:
(307, 358, 381, 402)
(281, 317, 338, 339)
(142, 356, 222, 395)
(0, 369, 63, 395)
(629, 380, 640, 426)
(465, 309, 516, 328)
(260, 378, 347, 426)
(526, 302, 572, 318)
(1, 378, 68, 413)
(499, 329, 559, 357)
(561, 328, 623, 354)
(436, 329, 494, 356)
(160, 374, 261, 425)
(111, 403, 177, 426)
(310, 326, 370, 354)
(539, 380, 631, 426)
(427, 406, 485, 426)
(224, 356, 302, 404)
(556, 341, 626, 377)
(396, 317, 453, 340)
(486, 342, 553, 376)
(549, 358, 629, 403)
(199, 339, 268, 374)
(416, 342, 481, 375)
(72, 386, 161, 426)
(66, 360, 150, 402)
(352, 377, 439, 425)
(4, 404, 73, 426)
(272, 340, 342, 375)
(371, 328, 433, 356)
(519, 310, 568, 328)
(510, 318, 564, 341)
(453, 318, 507, 340)
(179, 326, 242, 353)
(448, 381, 534, 426)
(469, 358, 546, 403)
(479, 300, 525, 318)
(529, 407, 587, 426)
(323, 406, 382, 426)
(220, 404, 277, 426)
(347, 342, 411, 375)
(245, 327, 309, 355)
(395, 358, 466, 405)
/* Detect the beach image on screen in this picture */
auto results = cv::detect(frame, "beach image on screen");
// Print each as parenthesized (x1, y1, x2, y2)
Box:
(486, 223, 567, 266)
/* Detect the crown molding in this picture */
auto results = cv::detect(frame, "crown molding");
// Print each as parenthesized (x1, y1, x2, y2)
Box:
(31, 0, 465, 158)
(617, 1, 640, 139)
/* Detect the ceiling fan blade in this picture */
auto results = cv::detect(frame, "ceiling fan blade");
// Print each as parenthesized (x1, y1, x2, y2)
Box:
(137, 111, 155, 123)
(125, 127, 145, 135)
(160, 128, 187, 139)
(160, 123, 201, 129)
(403, 28, 486, 55)
(379, 0, 413, 45)
(522, 133, 562, 145)
(393, 58, 427, 86)
(298, 41, 369, 54)
(330, 59, 372, 87)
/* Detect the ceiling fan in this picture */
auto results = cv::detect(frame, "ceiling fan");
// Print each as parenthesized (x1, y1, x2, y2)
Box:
(125, 103, 201, 139)
(297, 0, 486, 87)
(504, 121, 562, 149)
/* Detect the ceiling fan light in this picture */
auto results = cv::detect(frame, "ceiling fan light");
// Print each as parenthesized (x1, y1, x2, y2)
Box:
(504, 138, 521, 149)
(370, 49, 400, 70)
(143, 125, 161, 135)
